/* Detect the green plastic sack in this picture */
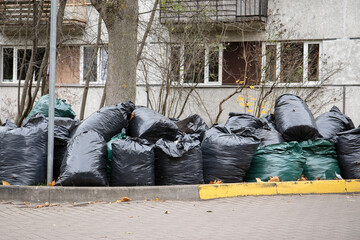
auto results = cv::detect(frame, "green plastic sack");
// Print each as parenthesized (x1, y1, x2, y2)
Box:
(26, 94, 76, 120)
(106, 131, 127, 179)
(300, 139, 341, 180)
(245, 142, 306, 182)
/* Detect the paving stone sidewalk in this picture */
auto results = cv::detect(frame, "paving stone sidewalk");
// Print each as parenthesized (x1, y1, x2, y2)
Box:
(0, 194, 359, 240)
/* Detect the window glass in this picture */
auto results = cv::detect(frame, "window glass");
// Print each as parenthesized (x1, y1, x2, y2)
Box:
(308, 44, 319, 81)
(184, 45, 205, 83)
(83, 47, 97, 82)
(280, 42, 303, 83)
(3, 48, 14, 82)
(101, 47, 108, 82)
(208, 46, 219, 82)
(265, 44, 276, 82)
(170, 45, 181, 82)
(17, 49, 32, 81)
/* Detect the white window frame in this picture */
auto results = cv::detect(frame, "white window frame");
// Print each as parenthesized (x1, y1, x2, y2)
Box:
(80, 46, 107, 85)
(261, 41, 323, 87)
(179, 44, 223, 86)
(1, 46, 45, 83)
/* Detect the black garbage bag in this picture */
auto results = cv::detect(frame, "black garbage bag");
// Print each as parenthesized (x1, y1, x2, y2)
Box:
(316, 106, 354, 140)
(245, 142, 306, 182)
(56, 130, 108, 186)
(110, 138, 155, 186)
(254, 127, 284, 147)
(202, 125, 260, 183)
(260, 114, 277, 129)
(71, 101, 134, 142)
(128, 107, 179, 143)
(176, 114, 209, 141)
(0, 115, 48, 185)
(154, 134, 203, 185)
(53, 117, 80, 180)
(336, 128, 360, 179)
(225, 112, 264, 132)
(274, 94, 319, 142)
(300, 139, 341, 180)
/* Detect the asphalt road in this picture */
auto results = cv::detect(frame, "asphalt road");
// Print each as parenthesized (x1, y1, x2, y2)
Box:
(0, 194, 359, 240)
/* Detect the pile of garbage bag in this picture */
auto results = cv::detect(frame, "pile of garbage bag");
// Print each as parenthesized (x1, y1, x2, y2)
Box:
(2, 93, 360, 187)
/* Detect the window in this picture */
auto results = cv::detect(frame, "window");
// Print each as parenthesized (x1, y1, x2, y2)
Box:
(80, 46, 108, 84)
(222, 42, 262, 85)
(1, 47, 45, 83)
(263, 41, 322, 83)
(170, 44, 222, 85)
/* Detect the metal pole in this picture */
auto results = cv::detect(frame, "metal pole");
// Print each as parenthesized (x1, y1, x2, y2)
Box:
(47, 0, 57, 184)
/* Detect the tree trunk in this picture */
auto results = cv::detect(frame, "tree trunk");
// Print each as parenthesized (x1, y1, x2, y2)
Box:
(91, 0, 138, 106)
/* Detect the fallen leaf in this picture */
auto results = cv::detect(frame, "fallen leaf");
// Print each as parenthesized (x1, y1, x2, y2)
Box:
(130, 113, 135, 121)
(209, 180, 223, 184)
(48, 180, 55, 187)
(45, 202, 50, 207)
(268, 176, 280, 182)
(2, 181, 10, 186)
(165, 210, 170, 214)
(297, 174, 308, 181)
(206, 210, 212, 213)
(154, 198, 159, 201)
(117, 197, 131, 203)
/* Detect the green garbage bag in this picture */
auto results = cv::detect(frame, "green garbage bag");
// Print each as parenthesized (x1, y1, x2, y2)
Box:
(106, 131, 127, 179)
(300, 139, 341, 180)
(26, 94, 76, 120)
(245, 142, 306, 182)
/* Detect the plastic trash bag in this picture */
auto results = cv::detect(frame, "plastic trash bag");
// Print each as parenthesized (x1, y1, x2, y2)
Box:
(254, 127, 284, 147)
(26, 94, 76, 120)
(336, 128, 360, 179)
(175, 114, 209, 141)
(202, 125, 260, 183)
(110, 138, 155, 186)
(154, 134, 203, 185)
(0, 115, 48, 185)
(71, 101, 134, 142)
(53, 117, 80, 180)
(245, 142, 306, 182)
(316, 106, 354, 140)
(274, 94, 319, 142)
(128, 107, 179, 143)
(300, 139, 341, 180)
(56, 130, 108, 186)
(225, 112, 264, 132)
(260, 114, 277, 129)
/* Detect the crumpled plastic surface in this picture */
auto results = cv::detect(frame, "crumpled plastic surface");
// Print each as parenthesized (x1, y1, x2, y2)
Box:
(56, 130, 108, 186)
(175, 114, 209, 141)
(128, 107, 179, 143)
(71, 101, 134, 142)
(26, 94, 76, 120)
(274, 94, 319, 142)
(0, 115, 48, 185)
(202, 125, 260, 183)
(260, 114, 277, 129)
(53, 117, 80, 180)
(254, 127, 284, 147)
(245, 142, 306, 182)
(336, 128, 360, 179)
(225, 112, 264, 132)
(154, 134, 203, 185)
(110, 138, 155, 186)
(316, 106, 354, 140)
(300, 139, 341, 180)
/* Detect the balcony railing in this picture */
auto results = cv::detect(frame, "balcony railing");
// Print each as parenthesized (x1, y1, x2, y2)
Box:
(160, 0, 268, 24)
(0, 0, 87, 35)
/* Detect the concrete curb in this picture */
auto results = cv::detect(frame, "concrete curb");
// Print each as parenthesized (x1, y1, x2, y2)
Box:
(1, 180, 360, 203)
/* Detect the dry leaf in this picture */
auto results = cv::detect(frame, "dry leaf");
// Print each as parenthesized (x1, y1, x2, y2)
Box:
(297, 174, 307, 181)
(209, 180, 223, 184)
(45, 202, 50, 207)
(2, 181, 10, 186)
(48, 180, 55, 187)
(268, 176, 280, 182)
(117, 197, 131, 203)
(165, 210, 170, 214)
(154, 198, 159, 201)
(130, 113, 135, 121)
(255, 178, 263, 183)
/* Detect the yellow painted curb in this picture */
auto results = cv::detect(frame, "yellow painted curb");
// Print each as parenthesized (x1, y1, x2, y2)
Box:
(198, 180, 360, 200)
